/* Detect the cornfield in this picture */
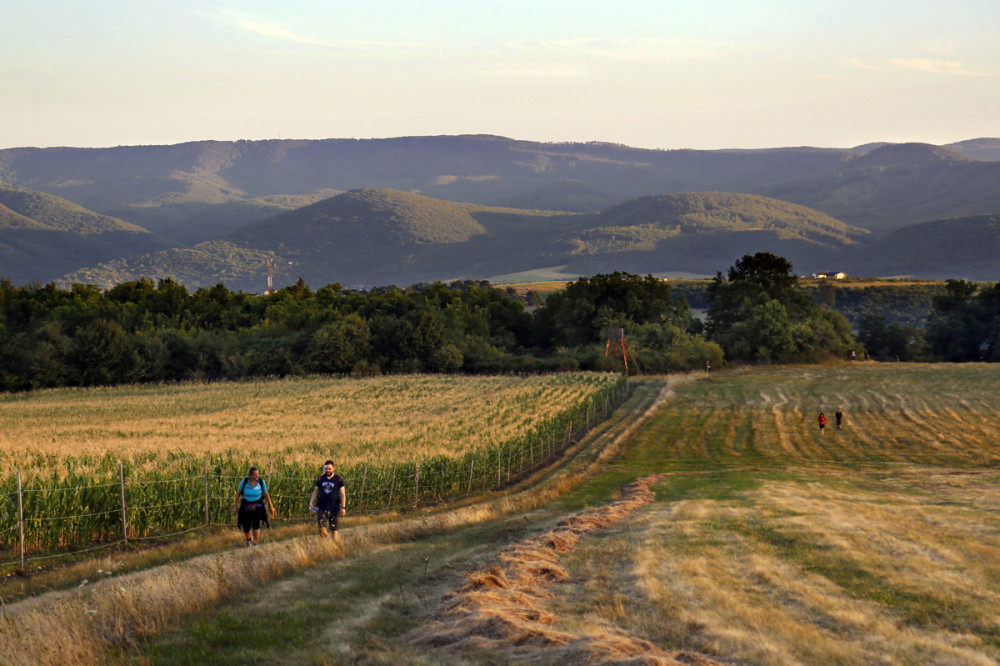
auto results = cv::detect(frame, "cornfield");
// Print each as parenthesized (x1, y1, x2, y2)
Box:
(0, 373, 628, 565)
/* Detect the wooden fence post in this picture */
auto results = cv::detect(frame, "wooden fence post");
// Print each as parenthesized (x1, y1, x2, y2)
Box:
(387, 464, 397, 509)
(204, 458, 210, 530)
(414, 462, 421, 504)
(467, 459, 475, 496)
(16, 470, 24, 570)
(359, 464, 368, 511)
(440, 461, 446, 500)
(118, 462, 128, 548)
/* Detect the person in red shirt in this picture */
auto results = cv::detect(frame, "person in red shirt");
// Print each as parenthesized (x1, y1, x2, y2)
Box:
(818, 412, 827, 435)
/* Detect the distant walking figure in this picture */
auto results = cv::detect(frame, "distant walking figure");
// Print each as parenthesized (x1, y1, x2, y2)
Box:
(835, 408, 844, 430)
(818, 412, 827, 435)
(851, 350, 856, 361)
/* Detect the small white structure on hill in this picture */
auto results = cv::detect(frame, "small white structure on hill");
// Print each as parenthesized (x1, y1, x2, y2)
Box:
(811, 271, 847, 279)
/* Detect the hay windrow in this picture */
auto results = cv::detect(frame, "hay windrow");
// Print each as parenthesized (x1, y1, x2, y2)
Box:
(409, 473, 728, 665)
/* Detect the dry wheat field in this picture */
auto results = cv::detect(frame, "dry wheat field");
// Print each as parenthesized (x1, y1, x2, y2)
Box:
(0, 372, 619, 476)
(0, 372, 623, 561)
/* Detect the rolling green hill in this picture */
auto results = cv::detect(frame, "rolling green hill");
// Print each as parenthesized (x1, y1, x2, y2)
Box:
(761, 143, 1000, 234)
(59, 189, 875, 290)
(0, 182, 172, 284)
(846, 214, 1000, 281)
(2, 134, 998, 288)
(2, 135, 998, 253)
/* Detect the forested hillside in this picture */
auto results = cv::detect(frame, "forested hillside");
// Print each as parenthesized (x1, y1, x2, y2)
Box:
(61, 190, 871, 291)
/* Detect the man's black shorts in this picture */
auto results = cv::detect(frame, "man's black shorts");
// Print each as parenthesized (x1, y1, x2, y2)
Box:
(317, 509, 341, 532)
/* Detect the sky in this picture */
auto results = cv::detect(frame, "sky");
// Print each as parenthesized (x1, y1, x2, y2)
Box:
(2, 0, 998, 151)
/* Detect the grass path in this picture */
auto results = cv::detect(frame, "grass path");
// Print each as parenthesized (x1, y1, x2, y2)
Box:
(53, 365, 1000, 663)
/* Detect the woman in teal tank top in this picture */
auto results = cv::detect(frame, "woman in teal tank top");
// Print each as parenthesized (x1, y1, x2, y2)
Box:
(233, 466, 275, 546)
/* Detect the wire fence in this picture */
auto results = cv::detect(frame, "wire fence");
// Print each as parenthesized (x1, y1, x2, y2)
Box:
(0, 376, 630, 570)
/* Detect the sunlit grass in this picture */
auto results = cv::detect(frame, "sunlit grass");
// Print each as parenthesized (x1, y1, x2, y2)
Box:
(0, 373, 619, 475)
(548, 364, 1000, 664)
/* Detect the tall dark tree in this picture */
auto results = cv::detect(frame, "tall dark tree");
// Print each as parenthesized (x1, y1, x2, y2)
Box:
(706, 252, 855, 362)
(925, 280, 1000, 361)
(534, 271, 689, 347)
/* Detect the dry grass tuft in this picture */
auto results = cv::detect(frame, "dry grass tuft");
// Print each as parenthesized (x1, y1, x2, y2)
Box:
(0, 535, 344, 665)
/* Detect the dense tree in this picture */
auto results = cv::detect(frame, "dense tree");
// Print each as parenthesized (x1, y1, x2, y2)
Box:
(706, 252, 855, 362)
(533, 271, 690, 348)
(924, 280, 1000, 361)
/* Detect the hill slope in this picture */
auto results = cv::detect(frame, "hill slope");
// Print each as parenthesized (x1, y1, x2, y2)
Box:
(760, 143, 1000, 233)
(846, 214, 1000, 280)
(0, 182, 171, 284)
(62, 189, 874, 290)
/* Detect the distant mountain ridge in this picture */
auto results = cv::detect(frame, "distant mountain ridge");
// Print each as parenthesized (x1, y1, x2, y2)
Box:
(1, 134, 999, 287)
(760, 143, 1000, 234)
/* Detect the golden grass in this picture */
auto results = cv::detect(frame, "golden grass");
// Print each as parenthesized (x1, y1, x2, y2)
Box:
(0, 372, 619, 476)
(0, 376, 662, 665)
(542, 365, 1000, 665)
(409, 474, 725, 665)
(613, 473, 1000, 665)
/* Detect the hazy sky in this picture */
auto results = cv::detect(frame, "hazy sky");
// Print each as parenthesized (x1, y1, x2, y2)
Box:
(2, 0, 997, 150)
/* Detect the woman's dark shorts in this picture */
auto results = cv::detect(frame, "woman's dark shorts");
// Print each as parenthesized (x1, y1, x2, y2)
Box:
(239, 503, 267, 532)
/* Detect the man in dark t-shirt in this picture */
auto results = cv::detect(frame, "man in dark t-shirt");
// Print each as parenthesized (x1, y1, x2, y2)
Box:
(309, 460, 346, 540)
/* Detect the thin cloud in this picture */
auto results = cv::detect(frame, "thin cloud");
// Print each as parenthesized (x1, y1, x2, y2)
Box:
(238, 19, 322, 45)
(848, 58, 881, 71)
(890, 58, 980, 76)
(850, 56, 984, 76)
(532, 37, 726, 64)
(484, 63, 590, 80)
(233, 17, 441, 51)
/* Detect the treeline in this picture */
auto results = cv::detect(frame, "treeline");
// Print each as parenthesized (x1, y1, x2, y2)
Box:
(0, 273, 724, 391)
(669, 280, 945, 328)
(3, 255, 995, 392)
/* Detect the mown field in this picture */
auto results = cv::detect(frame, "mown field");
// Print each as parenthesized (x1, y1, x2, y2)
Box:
(556, 364, 1000, 665)
(126, 363, 1000, 665)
